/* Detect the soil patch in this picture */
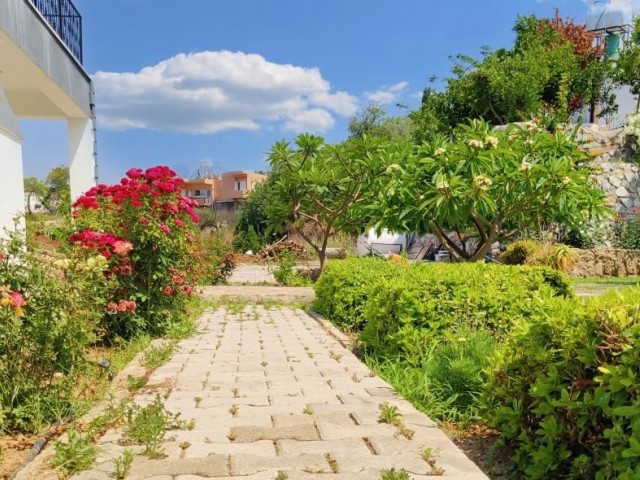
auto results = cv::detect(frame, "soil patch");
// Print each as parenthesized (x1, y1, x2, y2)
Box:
(0, 434, 40, 480)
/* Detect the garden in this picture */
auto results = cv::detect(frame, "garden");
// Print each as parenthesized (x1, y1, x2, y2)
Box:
(1, 166, 235, 478)
(3, 9, 640, 480)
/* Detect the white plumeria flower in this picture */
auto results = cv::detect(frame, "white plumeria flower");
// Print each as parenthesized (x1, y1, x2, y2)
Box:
(434, 147, 447, 157)
(473, 175, 493, 191)
(468, 139, 484, 150)
(562, 176, 572, 186)
(485, 136, 499, 149)
(520, 161, 532, 172)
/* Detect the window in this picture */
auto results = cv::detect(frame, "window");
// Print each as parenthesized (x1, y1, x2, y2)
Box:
(194, 189, 212, 197)
(234, 180, 247, 192)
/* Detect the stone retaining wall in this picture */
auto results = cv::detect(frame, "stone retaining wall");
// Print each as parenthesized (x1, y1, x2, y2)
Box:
(568, 248, 640, 277)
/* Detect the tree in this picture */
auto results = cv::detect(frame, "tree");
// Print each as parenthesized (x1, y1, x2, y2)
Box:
(234, 174, 279, 250)
(23, 177, 47, 215)
(267, 134, 399, 270)
(44, 165, 70, 211)
(615, 16, 640, 113)
(348, 104, 413, 141)
(372, 120, 607, 261)
(412, 12, 615, 134)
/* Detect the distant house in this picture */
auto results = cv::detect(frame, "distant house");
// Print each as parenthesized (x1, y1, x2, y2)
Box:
(0, 0, 97, 236)
(182, 171, 267, 210)
(182, 178, 216, 207)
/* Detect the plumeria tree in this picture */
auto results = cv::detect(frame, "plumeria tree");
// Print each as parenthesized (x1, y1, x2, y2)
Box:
(70, 166, 201, 339)
(373, 120, 607, 261)
(267, 134, 401, 270)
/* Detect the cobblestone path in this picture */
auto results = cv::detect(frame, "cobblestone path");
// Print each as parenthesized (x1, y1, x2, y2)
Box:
(75, 305, 488, 479)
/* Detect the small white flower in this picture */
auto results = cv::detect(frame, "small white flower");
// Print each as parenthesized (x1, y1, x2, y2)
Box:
(473, 175, 493, 191)
(434, 147, 447, 157)
(520, 161, 532, 172)
(436, 179, 449, 190)
(485, 136, 499, 149)
(562, 176, 572, 186)
(468, 139, 484, 150)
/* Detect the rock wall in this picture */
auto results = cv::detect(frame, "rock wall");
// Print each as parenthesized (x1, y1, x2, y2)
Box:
(578, 124, 638, 214)
(592, 162, 640, 214)
(568, 248, 640, 277)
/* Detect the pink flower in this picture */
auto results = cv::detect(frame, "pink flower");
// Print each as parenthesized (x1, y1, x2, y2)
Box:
(139, 217, 150, 225)
(163, 286, 173, 296)
(175, 219, 184, 228)
(10, 291, 26, 308)
(106, 302, 118, 314)
(113, 240, 134, 256)
(160, 224, 170, 234)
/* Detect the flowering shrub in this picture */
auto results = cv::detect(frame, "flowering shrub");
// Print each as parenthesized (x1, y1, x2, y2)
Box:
(0, 228, 113, 432)
(70, 166, 202, 339)
(612, 208, 640, 250)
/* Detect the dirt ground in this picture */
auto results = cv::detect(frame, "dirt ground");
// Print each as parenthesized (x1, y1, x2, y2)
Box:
(0, 434, 39, 480)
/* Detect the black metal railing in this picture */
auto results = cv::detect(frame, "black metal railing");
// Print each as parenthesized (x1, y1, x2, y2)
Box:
(28, 0, 83, 64)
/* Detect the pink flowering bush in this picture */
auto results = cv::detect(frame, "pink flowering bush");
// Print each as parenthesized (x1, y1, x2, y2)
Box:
(0, 227, 113, 432)
(69, 166, 202, 339)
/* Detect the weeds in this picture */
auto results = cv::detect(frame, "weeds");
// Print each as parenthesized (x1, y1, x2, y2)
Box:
(380, 468, 411, 480)
(378, 403, 414, 440)
(52, 428, 98, 477)
(127, 375, 147, 390)
(303, 406, 314, 415)
(113, 449, 134, 479)
(123, 396, 186, 459)
(143, 342, 176, 370)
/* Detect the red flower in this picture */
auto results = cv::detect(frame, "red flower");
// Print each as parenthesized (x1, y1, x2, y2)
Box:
(163, 286, 174, 296)
(10, 291, 26, 307)
(160, 224, 170, 234)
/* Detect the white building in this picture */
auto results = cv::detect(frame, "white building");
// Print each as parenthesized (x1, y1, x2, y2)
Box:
(0, 0, 97, 235)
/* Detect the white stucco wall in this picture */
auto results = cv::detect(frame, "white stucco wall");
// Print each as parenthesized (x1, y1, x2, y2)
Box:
(0, 86, 25, 237)
(68, 118, 96, 200)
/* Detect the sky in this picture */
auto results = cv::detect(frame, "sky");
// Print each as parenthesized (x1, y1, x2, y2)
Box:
(19, 0, 640, 183)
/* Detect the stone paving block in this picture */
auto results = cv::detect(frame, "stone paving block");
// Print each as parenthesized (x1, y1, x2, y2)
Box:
(272, 413, 353, 428)
(331, 451, 430, 475)
(176, 475, 274, 480)
(174, 440, 276, 458)
(277, 438, 371, 456)
(230, 453, 330, 476)
(230, 424, 320, 442)
(127, 454, 229, 478)
(199, 396, 270, 408)
(316, 422, 398, 441)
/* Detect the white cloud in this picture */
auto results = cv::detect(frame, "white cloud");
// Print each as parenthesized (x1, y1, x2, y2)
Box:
(364, 81, 410, 105)
(583, 0, 640, 21)
(93, 51, 359, 135)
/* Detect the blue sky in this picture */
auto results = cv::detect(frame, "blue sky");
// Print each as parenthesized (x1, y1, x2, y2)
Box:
(20, 0, 639, 183)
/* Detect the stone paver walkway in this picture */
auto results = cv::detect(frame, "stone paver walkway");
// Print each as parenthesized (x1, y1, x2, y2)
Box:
(74, 305, 487, 479)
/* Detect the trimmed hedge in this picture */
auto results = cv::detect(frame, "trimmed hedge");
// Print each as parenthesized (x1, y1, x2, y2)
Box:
(313, 258, 401, 331)
(483, 286, 640, 480)
(315, 259, 572, 363)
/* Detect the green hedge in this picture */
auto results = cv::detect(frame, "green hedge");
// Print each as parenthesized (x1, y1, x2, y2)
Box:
(360, 263, 572, 365)
(313, 258, 401, 331)
(315, 259, 572, 364)
(483, 286, 640, 479)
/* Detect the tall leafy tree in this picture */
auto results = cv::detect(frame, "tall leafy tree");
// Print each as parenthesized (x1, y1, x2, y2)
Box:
(23, 177, 47, 215)
(615, 16, 640, 113)
(267, 134, 400, 270)
(371, 120, 607, 261)
(413, 12, 615, 134)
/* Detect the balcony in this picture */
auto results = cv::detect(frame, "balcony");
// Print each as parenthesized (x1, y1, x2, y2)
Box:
(28, 0, 83, 64)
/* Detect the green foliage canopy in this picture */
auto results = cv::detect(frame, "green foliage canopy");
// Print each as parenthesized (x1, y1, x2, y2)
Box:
(371, 120, 607, 261)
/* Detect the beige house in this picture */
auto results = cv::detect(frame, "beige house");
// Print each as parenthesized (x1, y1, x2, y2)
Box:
(182, 171, 267, 209)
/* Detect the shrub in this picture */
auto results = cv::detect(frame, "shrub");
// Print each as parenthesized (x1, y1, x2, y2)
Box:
(271, 251, 310, 286)
(423, 329, 497, 415)
(0, 228, 113, 432)
(359, 263, 572, 365)
(483, 286, 640, 479)
(193, 229, 236, 285)
(70, 167, 202, 340)
(612, 211, 640, 250)
(313, 258, 401, 331)
(499, 240, 543, 265)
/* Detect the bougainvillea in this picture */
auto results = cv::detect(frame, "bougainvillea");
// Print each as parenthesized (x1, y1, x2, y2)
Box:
(69, 166, 201, 339)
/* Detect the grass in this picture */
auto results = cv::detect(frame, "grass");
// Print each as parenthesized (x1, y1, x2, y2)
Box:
(52, 428, 98, 477)
(571, 276, 640, 285)
(113, 449, 134, 479)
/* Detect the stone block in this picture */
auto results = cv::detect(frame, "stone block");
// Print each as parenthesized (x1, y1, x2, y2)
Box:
(230, 453, 330, 476)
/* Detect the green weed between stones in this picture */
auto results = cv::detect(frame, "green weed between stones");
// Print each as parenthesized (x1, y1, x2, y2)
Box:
(123, 396, 189, 459)
(380, 468, 411, 480)
(113, 449, 134, 479)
